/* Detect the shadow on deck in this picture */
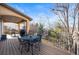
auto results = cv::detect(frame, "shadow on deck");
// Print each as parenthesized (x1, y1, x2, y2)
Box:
(0, 39, 71, 55)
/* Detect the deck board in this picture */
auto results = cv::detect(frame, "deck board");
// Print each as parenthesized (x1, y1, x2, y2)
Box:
(0, 39, 71, 55)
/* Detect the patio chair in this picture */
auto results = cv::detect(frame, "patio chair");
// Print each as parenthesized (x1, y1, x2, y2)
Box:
(36, 34, 42, 51)
(18, 37, 28, 54)
(1, 35, 7, 41)
(20, 29, 26, 37)
(30, 34, 42, 54)
(37, 34, 42, 43)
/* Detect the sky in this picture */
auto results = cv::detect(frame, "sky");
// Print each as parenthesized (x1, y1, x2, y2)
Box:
(5, 3, 57, 29)
(4, 3, 77, 30)
(7, 3, 55, 19)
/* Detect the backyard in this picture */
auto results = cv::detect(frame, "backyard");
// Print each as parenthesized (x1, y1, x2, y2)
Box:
(0, 3, 79, 55)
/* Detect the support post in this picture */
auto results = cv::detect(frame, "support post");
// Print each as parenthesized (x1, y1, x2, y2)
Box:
(26, 20, 30, 34)
(17, 23, 20, 34)
(2, 19, 4, 35)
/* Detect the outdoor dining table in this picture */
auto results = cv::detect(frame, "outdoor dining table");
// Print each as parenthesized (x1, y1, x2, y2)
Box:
(20, 35, 40, 54)
(21, 35, 40, 42)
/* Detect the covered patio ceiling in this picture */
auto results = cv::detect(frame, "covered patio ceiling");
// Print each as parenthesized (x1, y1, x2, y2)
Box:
(0, 3, 32, 34)
(1, 15, 25, 23)
(0, 3, 32, 23)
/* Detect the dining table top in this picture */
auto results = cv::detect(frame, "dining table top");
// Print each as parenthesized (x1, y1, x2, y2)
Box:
(20, 35, 40, 42)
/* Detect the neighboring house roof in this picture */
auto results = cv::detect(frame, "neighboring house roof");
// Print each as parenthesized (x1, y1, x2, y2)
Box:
(0, 3, 32, 21)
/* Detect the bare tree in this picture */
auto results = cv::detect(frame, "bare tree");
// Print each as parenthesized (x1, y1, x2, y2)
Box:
(76, 4, 79, 31)
(51, 3, 77, 52)
(74, 3, 79, 54)
(29, 23, 39, 35)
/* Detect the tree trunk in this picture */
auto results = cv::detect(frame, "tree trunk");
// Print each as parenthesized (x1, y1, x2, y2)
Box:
(75, 42, 77, 55)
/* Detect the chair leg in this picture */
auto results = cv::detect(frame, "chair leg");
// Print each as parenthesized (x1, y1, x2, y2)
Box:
(20, 45, 23, 54)
(38, 43, 40, 51)
(31, 44, 33, 55)
(18, 45, 20, 50)
(18, 42, 21, 50)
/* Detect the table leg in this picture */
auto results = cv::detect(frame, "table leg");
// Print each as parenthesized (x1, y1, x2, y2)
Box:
(27, 42, 30, 52)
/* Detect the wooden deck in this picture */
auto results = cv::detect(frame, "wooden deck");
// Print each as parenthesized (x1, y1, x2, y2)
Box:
(0, 39, 71, 55)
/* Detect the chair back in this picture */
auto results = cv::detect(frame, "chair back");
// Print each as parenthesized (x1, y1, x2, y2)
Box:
(37, 34, 42, 42)
(20, 29, 25, 37)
